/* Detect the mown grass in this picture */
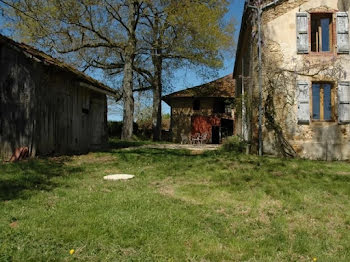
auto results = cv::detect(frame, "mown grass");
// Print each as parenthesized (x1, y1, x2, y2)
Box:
(1, 141, 350, 261)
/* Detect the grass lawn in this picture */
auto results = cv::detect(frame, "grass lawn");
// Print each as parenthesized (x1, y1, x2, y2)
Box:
(1, 141, 350, 261)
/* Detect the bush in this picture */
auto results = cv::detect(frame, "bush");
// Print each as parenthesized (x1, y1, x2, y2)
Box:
(221, 136, 247, 153)
(108, 121, 123, 138)
(108, 121, 139, 138)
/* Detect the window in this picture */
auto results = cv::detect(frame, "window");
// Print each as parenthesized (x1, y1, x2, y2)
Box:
(82, 89, 90, 114)
(193, 99, 200, 111)
(311, 14, 333, 52)
(312, 83, 333, 121)
(296, 12, 349, 54)
(213, 100, 225, 113)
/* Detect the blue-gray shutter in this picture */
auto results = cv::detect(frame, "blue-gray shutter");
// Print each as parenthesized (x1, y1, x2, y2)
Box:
(337, 12, 350, 54)
(296, 12, 309, 54)
(297, 81, 310, 124)
(338, 81, 350, 123)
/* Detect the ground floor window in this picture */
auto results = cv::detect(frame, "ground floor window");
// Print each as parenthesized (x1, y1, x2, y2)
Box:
(312, 82, 333, 121)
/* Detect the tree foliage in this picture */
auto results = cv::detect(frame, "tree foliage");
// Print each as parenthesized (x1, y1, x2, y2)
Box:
(0, 0, 234, 140)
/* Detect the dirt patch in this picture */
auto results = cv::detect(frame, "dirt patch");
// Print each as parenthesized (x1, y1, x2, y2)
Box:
(127, 143, 220, 152)
(9, 221, 18, 228)
(334, 171, 350, 176)
(158, 184, 175, 197)
(152, 178, 211, 205)
(66, 154, 117, 166)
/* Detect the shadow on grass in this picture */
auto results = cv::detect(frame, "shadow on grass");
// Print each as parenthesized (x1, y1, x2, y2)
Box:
(116, 147, 208, 159)
(0, 158, 83, 201)
(107, 139, 150, 150)
(98, 137, 171, 153)
(89, 139, 154, 154)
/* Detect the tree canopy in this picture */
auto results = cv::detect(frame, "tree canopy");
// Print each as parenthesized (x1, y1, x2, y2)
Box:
(0, 0, 235, 140)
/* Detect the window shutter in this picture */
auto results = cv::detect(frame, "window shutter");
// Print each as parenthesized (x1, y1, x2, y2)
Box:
(338, 81, 350, 123)
(297, 81, 310, 124)
(337, 12, 350, 54)
(296, 12, 309, 54)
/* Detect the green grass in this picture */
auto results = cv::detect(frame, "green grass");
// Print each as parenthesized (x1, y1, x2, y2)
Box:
(1, 141, 350, 261)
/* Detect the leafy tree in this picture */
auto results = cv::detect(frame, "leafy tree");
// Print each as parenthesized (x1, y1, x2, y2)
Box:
(136, 0, 235, 140)
(0, 0, 234, 141)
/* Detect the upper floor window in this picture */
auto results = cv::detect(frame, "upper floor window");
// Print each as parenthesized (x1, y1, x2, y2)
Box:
(311, 14, 333, 52)
(193, 99, 200, 111)
(213, 100, 225, 113)
(296, 12, 350, 54)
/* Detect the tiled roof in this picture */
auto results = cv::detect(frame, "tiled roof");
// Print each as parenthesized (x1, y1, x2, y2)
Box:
(0, 34, 117, 97)
(163, 74, 235, 101)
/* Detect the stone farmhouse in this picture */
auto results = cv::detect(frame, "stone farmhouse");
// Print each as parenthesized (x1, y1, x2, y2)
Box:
(234, 0, 350, 160)
(0, 34, 117, 160)
(163, 74, 235, 144)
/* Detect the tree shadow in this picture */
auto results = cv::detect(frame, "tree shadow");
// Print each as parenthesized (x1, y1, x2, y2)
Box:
(107, 139, 150, 150)
(115, 147, 199, 159)
(0, 157, 83, 201)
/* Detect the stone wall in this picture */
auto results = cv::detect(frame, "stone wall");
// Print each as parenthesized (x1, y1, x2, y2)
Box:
(236, 0, 350, 160)
(170, 97, 233, 143)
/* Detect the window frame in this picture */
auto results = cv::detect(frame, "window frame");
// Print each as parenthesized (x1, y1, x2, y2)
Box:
(311, 82, 336, 122)
(308, 11, 337, 55)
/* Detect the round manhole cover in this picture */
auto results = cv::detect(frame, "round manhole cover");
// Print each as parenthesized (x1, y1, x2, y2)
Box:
(103, 174, 134, 181)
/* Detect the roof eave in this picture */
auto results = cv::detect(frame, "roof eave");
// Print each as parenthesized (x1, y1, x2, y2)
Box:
(79, 82, 118, 98)
(233, 2, 250, 77)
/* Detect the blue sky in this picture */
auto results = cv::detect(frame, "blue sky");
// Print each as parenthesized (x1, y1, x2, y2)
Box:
(0, 0, 245, 121)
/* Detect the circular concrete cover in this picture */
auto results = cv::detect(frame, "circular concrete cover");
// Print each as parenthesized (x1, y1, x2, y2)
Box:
(103, 174, 134, 181)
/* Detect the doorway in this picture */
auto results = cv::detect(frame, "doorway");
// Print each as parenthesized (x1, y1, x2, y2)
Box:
(212, 126, 221, 144)
(221, 118, 234, 139)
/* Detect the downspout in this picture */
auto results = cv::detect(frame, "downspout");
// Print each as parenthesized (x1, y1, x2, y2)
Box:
(246, 0, 282, 156)
(258, 4, 263, 156)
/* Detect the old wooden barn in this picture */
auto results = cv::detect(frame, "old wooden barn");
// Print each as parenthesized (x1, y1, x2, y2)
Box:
(0, 34, 117, 160)
(163, 74, 235, 144)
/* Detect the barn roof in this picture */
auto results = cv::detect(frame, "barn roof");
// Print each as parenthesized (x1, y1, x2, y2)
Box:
(0, 34, 118, 97)
(163, 74, 235, 103)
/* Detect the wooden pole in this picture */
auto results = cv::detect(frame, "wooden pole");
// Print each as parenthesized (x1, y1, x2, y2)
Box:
(258, 1, 263, 156)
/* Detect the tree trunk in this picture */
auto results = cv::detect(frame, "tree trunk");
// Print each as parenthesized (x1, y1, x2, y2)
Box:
(121, 0, 137, 140)
(152, 61, 162, 141)
(152, 13, 163, 141)
(122, 56, 134, 140)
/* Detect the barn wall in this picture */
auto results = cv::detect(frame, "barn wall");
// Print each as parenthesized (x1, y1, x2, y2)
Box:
(0, 43, 107, 160)
(34, 71, 107, 156)
(0, 44, 38, 160)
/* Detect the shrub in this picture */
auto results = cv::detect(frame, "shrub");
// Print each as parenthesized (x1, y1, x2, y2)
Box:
(221, 136, 247, 153)
(108, 121, 139, 138)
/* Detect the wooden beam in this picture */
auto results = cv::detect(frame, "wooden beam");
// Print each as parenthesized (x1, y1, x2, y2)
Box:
(320, 85, 324, 120)
(319, 24, 322, 51)
(78, 81, 118, 98)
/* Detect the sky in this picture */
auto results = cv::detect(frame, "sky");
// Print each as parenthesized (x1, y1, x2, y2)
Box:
(0, 0, 246, 121)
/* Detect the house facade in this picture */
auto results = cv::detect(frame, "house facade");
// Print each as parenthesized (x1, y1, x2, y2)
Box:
(234, 0, 350, 160)
(0, 35, 117, 160)
(163, 74, 235, 144)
